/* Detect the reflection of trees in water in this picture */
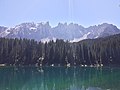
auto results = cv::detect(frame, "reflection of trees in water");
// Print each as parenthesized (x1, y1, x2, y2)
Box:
(0, 67, 33, 90)
(0, 67, 120, 90)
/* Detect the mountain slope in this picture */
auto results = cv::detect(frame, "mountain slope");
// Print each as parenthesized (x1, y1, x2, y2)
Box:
(0, 22, 120, 42)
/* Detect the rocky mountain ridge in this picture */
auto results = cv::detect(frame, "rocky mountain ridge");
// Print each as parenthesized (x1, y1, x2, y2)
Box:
(0, 22, 120, 42)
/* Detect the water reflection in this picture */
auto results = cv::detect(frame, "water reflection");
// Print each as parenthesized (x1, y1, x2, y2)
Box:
(0, 66, 120, 90)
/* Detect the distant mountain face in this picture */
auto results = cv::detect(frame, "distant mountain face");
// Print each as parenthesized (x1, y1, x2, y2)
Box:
(0, 22, 120, 42)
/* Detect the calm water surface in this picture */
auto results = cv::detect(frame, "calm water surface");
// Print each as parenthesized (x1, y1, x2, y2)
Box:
(0, 66, 120, 90)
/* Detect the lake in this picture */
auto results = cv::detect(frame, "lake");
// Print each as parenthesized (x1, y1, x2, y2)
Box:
(0, 66, 120, 90)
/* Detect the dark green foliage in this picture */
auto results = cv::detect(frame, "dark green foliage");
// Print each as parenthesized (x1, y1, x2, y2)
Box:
(0, 34, 120, 66)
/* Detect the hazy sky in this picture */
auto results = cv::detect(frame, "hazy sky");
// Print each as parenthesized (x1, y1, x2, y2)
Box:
(0, 0, 120, 28)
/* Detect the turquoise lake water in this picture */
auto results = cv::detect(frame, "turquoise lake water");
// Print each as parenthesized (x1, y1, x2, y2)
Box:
(0, 66, 120, 90)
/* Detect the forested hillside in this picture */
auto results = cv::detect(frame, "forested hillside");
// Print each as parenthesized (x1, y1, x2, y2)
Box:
(0, 34, 120, 66)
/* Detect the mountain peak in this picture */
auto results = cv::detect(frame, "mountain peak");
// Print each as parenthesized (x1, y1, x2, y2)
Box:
(0, 22, 120, 42)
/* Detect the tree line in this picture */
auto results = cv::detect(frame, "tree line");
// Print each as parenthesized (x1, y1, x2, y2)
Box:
(0, 34, 120, 66)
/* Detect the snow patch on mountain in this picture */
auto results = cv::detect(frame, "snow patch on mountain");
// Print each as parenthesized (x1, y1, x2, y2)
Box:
(70, 32, 91, 42)
(0, 28, 10, 37)
(30, 27, 37, 30)
(41, 38, 51, 43)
